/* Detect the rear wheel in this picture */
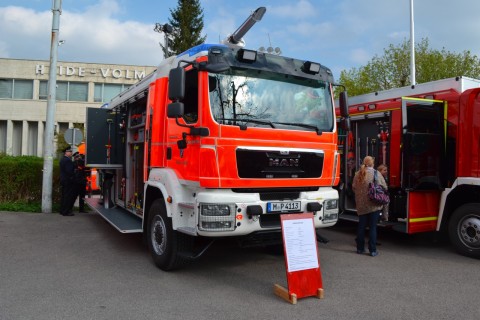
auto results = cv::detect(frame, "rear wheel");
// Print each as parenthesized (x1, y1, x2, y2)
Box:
(448, 203, 480, 259)
(147, 199, 192, 270)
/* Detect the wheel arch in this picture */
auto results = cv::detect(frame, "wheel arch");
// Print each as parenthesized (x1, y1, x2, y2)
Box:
(143, 183, 168, 236)
(440, 184, 480, 232)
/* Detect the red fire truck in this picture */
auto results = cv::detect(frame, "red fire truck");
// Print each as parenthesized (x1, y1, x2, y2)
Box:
(338, 76, 480, 258)
(85, 8, 349, 270)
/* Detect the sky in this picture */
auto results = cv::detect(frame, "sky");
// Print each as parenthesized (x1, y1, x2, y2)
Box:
(1, 0, 480, 81)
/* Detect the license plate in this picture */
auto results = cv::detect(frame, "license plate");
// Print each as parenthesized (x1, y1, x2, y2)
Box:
(267, 201, 301, 213)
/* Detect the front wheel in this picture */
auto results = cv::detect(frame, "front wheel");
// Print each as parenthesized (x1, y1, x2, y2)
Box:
(448, 203, 480, 259)
(147, 199, 192, 271)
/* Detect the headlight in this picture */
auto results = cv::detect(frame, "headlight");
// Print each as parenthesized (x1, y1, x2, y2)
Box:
(199, 203, 236, 232)
(324, 199, 338, 210)
(323, 199, 338, 223)
(201, 204, 231, 216)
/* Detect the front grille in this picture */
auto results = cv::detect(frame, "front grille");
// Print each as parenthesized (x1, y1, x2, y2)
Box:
(260, 191, 299, 201)
(236, 149, 324, 178)
(236, 230, 283, 248)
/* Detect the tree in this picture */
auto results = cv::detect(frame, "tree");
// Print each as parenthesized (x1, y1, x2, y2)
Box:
(339, 38, 480, 97)
(162, 0, 207, 57)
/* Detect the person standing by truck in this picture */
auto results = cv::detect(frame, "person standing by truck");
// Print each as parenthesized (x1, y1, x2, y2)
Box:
(73, 152, 87, 213)
(352, 156, 387, 256)
(377, 164, 389, 222)
(59, 147, 75, 216)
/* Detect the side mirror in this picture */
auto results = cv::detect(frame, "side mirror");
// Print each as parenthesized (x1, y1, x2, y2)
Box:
(168, 67, 185, 101)
(167, 102, 184, 118)
(340, 117, 351, 131)
(339, 91, 349, 118)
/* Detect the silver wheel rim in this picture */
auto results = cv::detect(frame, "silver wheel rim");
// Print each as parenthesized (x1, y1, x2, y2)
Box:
(151, 215, 167, 255)
(458, 214, 480, 249)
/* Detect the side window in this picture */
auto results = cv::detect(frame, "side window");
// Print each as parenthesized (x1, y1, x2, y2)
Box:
(39, 80, 87, 101)
(0, 79, 33, 99)
(182, 69, 198, 124)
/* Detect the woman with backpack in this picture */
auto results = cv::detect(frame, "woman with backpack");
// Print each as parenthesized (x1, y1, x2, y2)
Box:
(352, 156, 388, 257)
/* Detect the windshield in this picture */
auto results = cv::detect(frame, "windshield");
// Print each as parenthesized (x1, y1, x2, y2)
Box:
(208, 68, 334, 133)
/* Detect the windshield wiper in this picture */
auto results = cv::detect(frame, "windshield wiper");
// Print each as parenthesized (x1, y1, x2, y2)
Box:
(218, 118, 277, 129)
(217, 118, 321, 135)
(273, 122, 321, 135)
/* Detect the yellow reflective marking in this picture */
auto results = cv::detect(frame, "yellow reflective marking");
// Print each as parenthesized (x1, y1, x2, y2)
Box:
(409, 216, 438, 223)
(401, 97, 444, 103)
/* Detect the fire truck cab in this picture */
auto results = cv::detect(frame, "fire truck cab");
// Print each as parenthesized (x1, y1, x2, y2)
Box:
(85, 8, 348, 270)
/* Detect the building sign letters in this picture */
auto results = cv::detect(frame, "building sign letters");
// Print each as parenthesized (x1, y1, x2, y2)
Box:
(35, 64, 147, 80)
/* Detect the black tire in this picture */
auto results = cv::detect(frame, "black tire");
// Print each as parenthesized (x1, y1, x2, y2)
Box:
(147, 199, 192, 271)
(448, 203, 480, 259)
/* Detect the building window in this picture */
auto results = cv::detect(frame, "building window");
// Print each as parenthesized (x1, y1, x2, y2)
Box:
(94, 83, 127, 102)
(39, 81, 88, 101)
(0, 79, 33, 99)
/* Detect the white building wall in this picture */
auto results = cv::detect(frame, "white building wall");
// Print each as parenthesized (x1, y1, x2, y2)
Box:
(6, 120, 13, 155)
(37, 121, 44, 157)
(0, 58, 156, 156)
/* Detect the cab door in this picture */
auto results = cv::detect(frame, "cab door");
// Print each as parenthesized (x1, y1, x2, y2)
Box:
(401, 97, 446, 233)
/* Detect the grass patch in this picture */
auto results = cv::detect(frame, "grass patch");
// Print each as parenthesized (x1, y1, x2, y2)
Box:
(0, 201, 60, 213)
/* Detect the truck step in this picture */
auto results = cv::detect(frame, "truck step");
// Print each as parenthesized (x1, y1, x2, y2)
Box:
(85, 198, 142, 233)
(339, 213, 399, 229)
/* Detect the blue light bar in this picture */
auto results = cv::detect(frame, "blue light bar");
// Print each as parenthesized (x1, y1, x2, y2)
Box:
(178, 43, 228, 58)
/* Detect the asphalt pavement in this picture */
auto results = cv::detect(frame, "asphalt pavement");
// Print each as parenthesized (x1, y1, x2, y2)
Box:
(0, 211, 478, 320)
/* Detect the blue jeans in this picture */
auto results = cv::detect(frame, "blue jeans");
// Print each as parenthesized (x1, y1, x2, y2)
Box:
(356, 210, 381, 253)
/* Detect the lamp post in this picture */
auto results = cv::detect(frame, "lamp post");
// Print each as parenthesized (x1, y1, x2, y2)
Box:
(409, 0, 416, 86)
(154, 23, 173, 58)
(41, 0, 62, 213)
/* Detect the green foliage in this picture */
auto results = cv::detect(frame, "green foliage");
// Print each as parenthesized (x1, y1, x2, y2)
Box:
(339, 38, 480, 97)
(164, 0, 207, 56)
(0, 201, 60, 213)
(0, 154, 61, 206)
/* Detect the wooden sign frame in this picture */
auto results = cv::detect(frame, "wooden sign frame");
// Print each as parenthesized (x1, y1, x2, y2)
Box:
(274, 213, 324, 304)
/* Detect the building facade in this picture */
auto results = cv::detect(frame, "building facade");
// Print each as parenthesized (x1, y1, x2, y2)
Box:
(0, 58, 156, 156)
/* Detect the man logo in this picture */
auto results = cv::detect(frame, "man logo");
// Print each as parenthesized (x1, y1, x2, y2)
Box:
(269, 158, 299, 167)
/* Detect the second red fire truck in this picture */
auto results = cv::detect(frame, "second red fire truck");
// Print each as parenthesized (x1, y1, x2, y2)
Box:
(338, 76, 480, 259)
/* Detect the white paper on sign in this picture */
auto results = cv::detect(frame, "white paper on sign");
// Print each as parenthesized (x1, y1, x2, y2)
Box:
(282, 218, 319, 272)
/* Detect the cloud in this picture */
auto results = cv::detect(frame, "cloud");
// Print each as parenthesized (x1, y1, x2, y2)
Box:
(0, 6, 51, 59)
(269, 0, 317, 20)
(2, 0, 480, 81)
(286, 21, 333, 38)
(0, 1, 163, 65)
(349, 48, 371, 65)
(388, 31, 409, 42)
(205, 7, 236, 42)
(0, 41, 9, 57)
(0, 6, 50, 36)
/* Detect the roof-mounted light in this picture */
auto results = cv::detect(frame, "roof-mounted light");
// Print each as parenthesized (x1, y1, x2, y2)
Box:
(237, 49, 257, 63)
(209, 47, 225, 55)
(302, 61, 321, 74)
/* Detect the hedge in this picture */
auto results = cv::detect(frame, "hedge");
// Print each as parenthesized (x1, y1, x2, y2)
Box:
(0, 154, 61, 204)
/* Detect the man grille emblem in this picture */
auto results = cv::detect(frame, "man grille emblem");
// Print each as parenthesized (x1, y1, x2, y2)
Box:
(268, 158, 299, 167)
